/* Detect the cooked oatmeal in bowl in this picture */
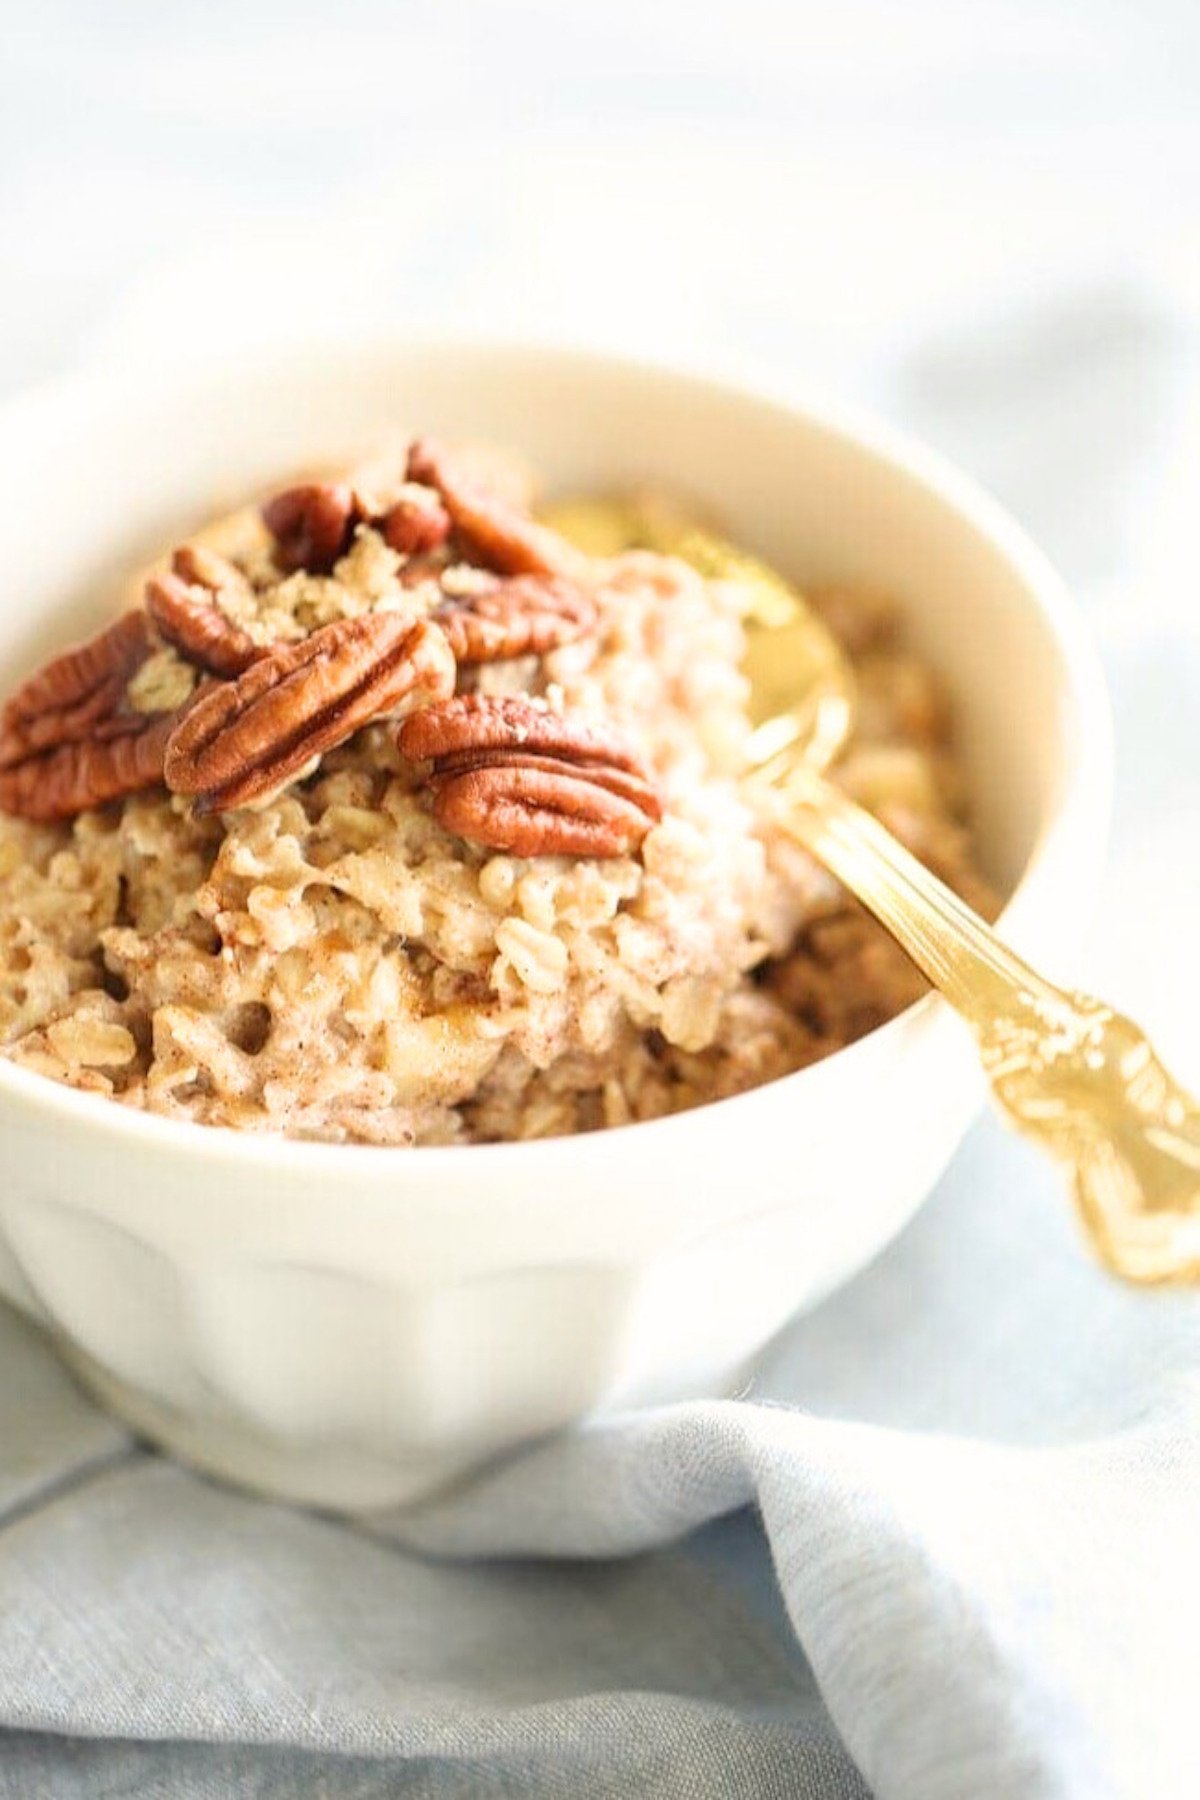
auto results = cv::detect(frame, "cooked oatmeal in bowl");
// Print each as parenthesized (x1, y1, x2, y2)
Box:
(0, 433, 996, 1146)
(0, 342, 1110, 1504)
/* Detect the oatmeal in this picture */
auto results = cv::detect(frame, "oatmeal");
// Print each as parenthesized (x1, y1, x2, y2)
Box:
(0, 439, 997, 1144)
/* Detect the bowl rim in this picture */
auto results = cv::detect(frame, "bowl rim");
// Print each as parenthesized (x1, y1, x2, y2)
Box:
(0, 334, 1112, 1176)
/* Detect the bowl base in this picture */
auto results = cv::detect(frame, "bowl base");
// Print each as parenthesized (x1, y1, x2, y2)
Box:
(59, 1340, 479, 1513)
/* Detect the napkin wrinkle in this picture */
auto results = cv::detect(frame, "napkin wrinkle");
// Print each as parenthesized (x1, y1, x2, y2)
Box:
(380, 1388, 1199, 1800)
(0, 1221, 1196, 1798)
(0, 1442, 140, 1542)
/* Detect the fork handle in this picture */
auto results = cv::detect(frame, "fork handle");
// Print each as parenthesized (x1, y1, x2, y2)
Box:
(761, 760, 1200, 1284)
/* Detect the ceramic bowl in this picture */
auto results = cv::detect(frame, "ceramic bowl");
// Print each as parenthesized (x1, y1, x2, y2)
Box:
(0, 342, 1110, 1508)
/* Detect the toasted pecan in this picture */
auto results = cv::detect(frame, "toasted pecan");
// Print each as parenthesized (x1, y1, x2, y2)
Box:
(435, 574, 598, 665)
(381, 489, 452, 558)
(261, 481, 357, 574)
(0, 712, 177, 823)
(165, 612, 455, 813)
(406, 439, 587, 580)
(0, 611, 185, 820)
(146, 555, 261, 679)
(0, 611, 151, 768)
(397, 694, 660, 858)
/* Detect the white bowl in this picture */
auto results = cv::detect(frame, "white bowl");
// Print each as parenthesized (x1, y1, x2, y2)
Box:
(0, 342, 1110, 1509)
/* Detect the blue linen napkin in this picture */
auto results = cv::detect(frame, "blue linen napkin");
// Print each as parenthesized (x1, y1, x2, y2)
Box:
(1, 1101, 1197, 1798)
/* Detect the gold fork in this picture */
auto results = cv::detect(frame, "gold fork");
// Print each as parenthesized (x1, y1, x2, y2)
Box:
(549, 497, 1200, 1285)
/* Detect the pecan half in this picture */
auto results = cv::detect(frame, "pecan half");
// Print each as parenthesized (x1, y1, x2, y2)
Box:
(435, 574, 598, 665)
(0, 712, 177, 823)
(397, 694, 661, 858)
(381, 488, 452, 558)
(261, 481, 356, 573)
(145, 553, 261, 679)
(262, 474, 455, 574)
(0, 611, 186, 821)
(406, 439, 587, 580)
(0, 611, 151, 768)
(165, 613, 455, 813)
(170, 542, 245, 592)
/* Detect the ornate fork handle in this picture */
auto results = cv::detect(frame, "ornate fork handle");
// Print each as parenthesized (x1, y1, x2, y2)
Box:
(758, 758, 1200, 1284)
